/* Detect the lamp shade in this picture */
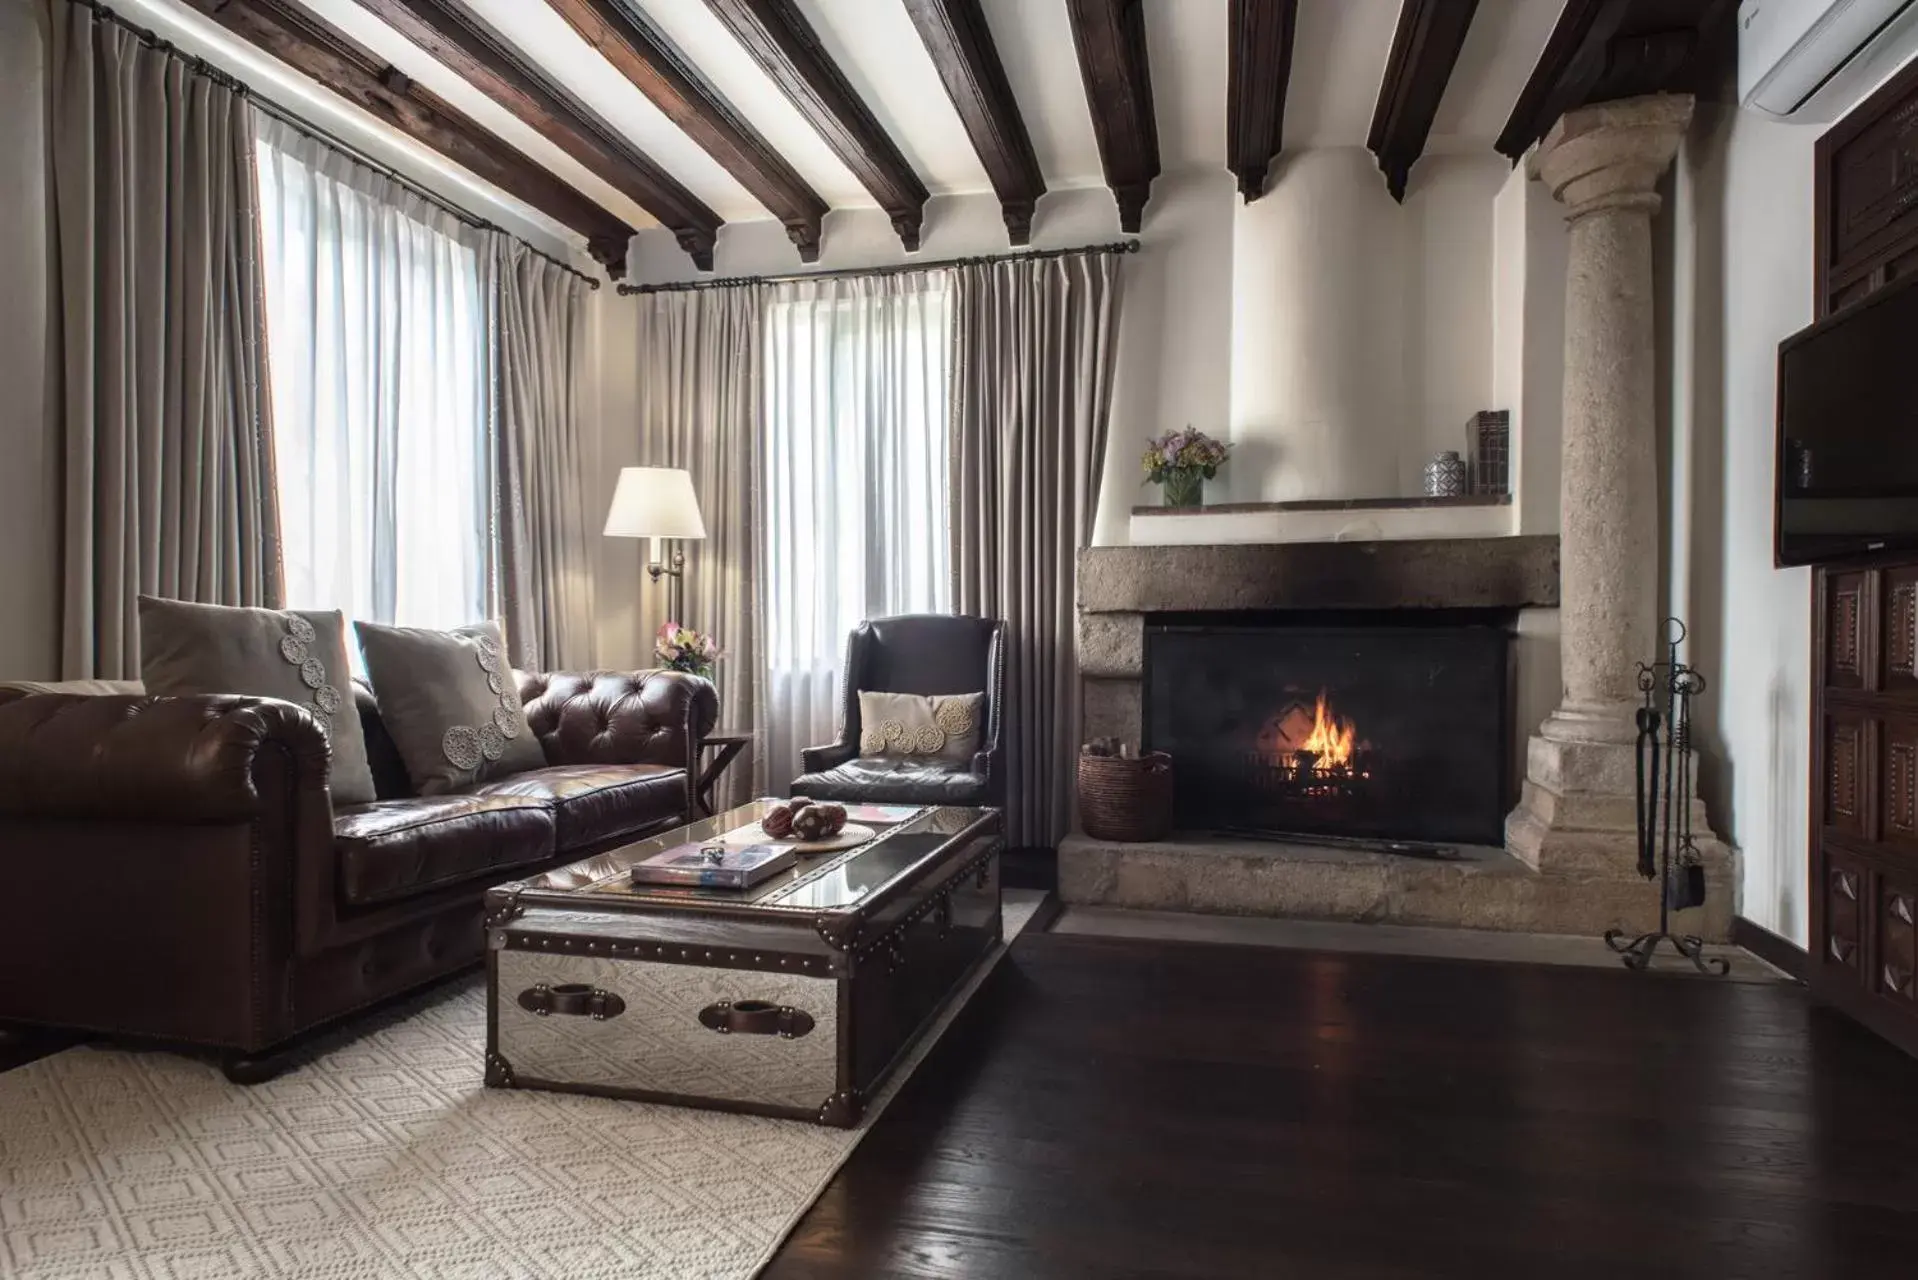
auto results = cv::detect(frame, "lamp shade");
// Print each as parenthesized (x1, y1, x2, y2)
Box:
(603, 467, 706, 540)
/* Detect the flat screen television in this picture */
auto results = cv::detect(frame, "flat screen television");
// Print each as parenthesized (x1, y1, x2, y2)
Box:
(1776, 273, 1918, 567)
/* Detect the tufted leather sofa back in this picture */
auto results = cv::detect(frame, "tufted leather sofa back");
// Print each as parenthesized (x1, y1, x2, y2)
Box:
(0, 692, 331, 822)
(516, 670, 718, 770)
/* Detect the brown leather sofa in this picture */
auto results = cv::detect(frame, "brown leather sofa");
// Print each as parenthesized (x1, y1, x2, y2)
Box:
(0, 669, 716, 1080)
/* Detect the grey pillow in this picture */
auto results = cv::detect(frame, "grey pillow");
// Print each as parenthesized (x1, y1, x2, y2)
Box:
(354, 620, 545, 795)
(138, 596, 377, 806)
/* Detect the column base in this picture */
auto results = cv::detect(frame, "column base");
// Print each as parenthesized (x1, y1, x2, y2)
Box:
(1504, 733, 1735, 942)
(1538, 703, 1642, 748)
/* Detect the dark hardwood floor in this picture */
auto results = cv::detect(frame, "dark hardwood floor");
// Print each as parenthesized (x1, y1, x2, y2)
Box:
(765, 932, 1918, 1279)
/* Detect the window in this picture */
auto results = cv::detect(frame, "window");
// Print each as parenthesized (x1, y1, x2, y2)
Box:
(254, 119, 492, 634)
(759, 274, 953, 770)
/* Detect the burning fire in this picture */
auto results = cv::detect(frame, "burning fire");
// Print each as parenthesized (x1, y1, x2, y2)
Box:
(1258, 692, 1366, 772)
(1293, 691, 1359, 767)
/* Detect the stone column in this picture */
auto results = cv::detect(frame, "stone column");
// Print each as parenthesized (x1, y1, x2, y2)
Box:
(1505, 95, 1728, 938)
(1535, 93, 1691, 746)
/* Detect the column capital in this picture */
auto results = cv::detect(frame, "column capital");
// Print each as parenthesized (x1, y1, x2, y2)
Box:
(1528, 93, 1694, 221)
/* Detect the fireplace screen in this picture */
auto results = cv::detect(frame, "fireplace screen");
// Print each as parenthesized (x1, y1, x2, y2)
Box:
(1143, 616, 1512, 845)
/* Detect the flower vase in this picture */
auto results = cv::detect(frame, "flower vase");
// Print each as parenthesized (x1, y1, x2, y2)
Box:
(1161, 469, 1204, 509)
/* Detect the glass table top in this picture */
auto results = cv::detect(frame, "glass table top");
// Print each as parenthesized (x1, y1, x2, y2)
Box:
(508, 800, 991, 914)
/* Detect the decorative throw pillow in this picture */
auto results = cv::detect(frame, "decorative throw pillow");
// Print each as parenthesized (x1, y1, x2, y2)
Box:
(138, 596, 377, 806)
(354, 620, 546, 795)
(856, 691, 984, 765)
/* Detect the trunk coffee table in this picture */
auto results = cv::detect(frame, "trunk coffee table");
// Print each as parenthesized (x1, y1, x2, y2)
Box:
(482, 801, 1003, 1127)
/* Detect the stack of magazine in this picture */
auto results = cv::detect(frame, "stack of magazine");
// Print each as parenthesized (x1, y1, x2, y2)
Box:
(630, 841, 794, 890)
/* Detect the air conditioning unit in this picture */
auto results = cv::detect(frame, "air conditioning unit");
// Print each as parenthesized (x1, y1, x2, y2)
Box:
(1740, 0, 1918, 120)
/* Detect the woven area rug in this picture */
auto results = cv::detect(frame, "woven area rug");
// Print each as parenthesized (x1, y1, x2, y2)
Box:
(0, 894, 1043, 1279)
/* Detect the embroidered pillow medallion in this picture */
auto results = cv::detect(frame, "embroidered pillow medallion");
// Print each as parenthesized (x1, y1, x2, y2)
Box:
(855, 691, 984, 765)
(137, 596, 377, 806)
(353, 620, 546, 795)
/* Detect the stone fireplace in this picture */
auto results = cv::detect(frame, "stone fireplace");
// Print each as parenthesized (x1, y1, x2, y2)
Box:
(1144, 611, 1513, 846)
(1062, 535, 1733, 940)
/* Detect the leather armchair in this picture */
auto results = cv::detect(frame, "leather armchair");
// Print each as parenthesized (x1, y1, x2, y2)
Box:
(0, 668, 715, 1079)
(793, 615, 1006, 808)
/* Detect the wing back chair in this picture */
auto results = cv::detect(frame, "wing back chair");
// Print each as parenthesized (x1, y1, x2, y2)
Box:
(792, 615, 1006, 808)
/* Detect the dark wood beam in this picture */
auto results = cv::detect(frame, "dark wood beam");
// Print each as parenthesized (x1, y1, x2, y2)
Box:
(352, 0, 721, 270)
(1065, 0, 1160, 233)
(1367, 0, 1480, 202)
(903, 0, 1046, 245)
(1227, 0, 1299, 203)
(546, 0, 830, 262)
(176, 0, 638, 277)
(1495, 0, 1739, 162)
(702, 0, 929, 252)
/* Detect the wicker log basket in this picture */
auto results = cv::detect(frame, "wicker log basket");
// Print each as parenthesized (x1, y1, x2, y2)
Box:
(1077, 749, 1173, 843)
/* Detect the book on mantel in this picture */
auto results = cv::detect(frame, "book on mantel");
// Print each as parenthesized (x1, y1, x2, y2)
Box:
(630, 841, 796, 890)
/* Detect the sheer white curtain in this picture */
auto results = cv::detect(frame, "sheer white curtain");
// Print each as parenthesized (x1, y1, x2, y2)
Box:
(761, 273, 953, 784)
(253, 116, 492, 635)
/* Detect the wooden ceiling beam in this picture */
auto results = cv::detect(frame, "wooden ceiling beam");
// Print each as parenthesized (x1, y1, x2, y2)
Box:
(1066, 0, 1160, 233)
(1495, 0, 1738, 162)
(352, 0, 721, 270)
(703, 0, 929, 252)
(1227, 0, 1299, 203)
(903, 0, 1046, 245)
(1367, 0, 1480, 202)
(176, 0, 639, 276)
(547, 0, 830, 262)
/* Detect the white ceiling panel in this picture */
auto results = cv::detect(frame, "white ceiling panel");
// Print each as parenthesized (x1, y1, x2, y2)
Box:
(626, 0, 872, 208)
(794, 0, 992, 196)
(1145, 0, 1229, 170)
(1429, 0, 1565, 152)
(981, 0, 1103, 188)
(458, 0, 764, 222)
(1285, 0, 1403, 149)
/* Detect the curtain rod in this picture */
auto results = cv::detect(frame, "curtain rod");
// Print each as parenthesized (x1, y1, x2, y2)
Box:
(71, 0, 600, 291)
(615, 238, 1141, 295)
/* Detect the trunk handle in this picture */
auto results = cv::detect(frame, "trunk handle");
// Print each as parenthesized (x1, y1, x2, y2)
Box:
(517, 983, 626, 1020)
(698, 999, 816, 1039)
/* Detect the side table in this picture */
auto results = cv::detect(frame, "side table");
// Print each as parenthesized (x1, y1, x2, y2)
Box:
(695, 732, 751, 816)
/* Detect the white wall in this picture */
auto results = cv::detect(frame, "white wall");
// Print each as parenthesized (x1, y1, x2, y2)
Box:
(0, 0, 58, 680)
(1492, 160, 1568, 536)
(1403, 154, 1514, 494)
(1677, 103, 1820, 944)
(1226, 150, 1508, 504)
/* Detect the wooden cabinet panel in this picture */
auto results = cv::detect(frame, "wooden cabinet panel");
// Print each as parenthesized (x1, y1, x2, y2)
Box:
(1825, 712, 1870, 840)
(1878, 876, 1917, 1007)
(1883, 567, 1918, 695)
(1818, 55, 1918, 316)
(1824, 850, 1868, 983)
(1881, 716, 1918, 856)
(1826, 572, 1868, 691)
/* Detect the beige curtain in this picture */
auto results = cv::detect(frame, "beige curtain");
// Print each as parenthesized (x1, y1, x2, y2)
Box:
(496, 237, 597, 671)
(47, 1, 279, 678)
(950, 253, 1121, 846)
(633, 286, 765, 805)
(759, 274, 953, 788)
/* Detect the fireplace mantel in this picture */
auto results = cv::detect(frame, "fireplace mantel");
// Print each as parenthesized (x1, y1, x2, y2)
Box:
(1079, 536, 1560, 616)
(1077, 536, 1561, 748)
